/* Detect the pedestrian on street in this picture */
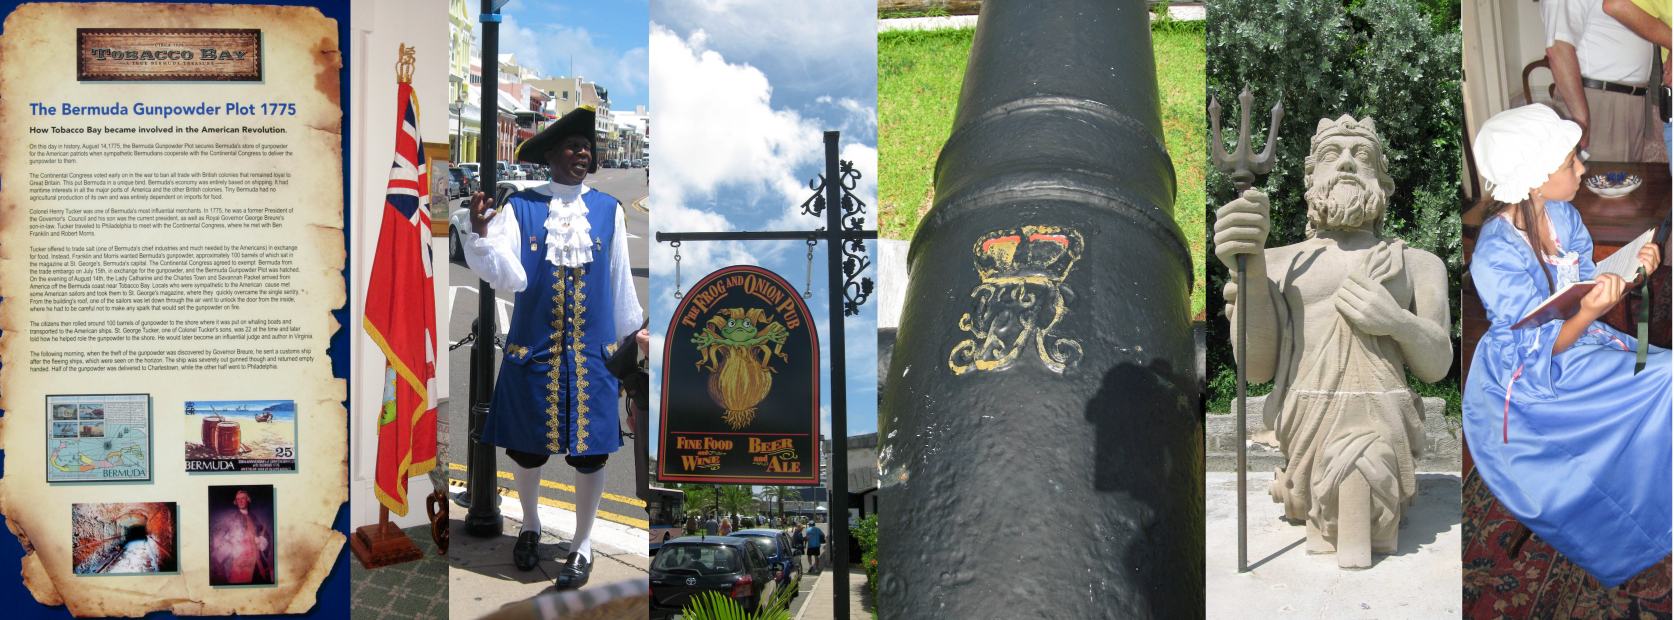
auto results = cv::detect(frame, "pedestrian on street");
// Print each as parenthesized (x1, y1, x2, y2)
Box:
(790, 523, 805, 573)
(805, 522, 824, 575)
(720, 517, 732, 536)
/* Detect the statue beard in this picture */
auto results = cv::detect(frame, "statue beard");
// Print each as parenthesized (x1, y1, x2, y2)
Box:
(1305, 174, 1386, 232)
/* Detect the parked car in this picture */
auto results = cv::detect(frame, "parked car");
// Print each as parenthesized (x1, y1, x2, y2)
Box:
(446, 167, 469, 199)
(649, 536, 779, 619)
(731, 528, 800, 592)
(519, 163, 545, 181)
(457, 162, 480, 191)
(496, 160, 523, 180)
(449, 179, 545, 261)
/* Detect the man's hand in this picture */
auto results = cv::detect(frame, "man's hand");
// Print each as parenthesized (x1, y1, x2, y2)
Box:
(469, 191, 496, 237)
(1213, 189, 1271, 271)
(636, 328, 649, 355)
(1334, 272, 1408, 337)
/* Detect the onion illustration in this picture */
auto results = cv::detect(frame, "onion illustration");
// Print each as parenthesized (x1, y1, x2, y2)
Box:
(692, 308, 789, 429)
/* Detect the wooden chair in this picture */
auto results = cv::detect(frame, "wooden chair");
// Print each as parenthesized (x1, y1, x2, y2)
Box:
(1521, 58, 1552, 107)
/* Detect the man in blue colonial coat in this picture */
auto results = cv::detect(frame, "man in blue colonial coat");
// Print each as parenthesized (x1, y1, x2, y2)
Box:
(464, 106, 644, 590)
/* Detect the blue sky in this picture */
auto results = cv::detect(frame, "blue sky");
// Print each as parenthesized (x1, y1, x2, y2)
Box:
(646, 0, 878, 458)
(469, 0, 650, 111)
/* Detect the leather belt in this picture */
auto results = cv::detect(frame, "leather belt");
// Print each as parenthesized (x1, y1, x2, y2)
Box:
(1582, 77, 1648, 97)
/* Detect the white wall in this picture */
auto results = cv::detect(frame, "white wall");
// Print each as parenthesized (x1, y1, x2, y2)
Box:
(350, 0, 451, 530)
(1464, 0, 1557, 198)
(1465, 0, 1554, 142)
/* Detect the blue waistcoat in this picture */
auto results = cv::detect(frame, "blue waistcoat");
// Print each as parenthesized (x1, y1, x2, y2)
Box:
(484, 187, 623, 456)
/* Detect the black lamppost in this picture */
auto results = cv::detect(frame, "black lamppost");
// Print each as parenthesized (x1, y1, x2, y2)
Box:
(452, 79, 466, 190)
(464, 0, 510, 538)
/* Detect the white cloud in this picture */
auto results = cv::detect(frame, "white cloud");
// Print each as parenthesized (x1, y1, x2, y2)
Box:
(649, 24, 826, 210)
(466, 2, 649, 103)
(499, 19, 649, 101)
(760, 141, 878, 234)
(815, 96, 879, 140)
(653, 0, 876, 100)
(645, 193, 752, 278)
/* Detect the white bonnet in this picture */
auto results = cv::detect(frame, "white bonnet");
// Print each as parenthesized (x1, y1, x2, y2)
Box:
(1473, 104, 1581, 203)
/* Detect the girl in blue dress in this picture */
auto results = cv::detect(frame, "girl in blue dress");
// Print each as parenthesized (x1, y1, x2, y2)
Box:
(1465, 104, 1670, 587)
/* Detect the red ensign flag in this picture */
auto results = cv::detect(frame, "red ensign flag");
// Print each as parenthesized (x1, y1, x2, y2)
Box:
(364, 79, 438, 516)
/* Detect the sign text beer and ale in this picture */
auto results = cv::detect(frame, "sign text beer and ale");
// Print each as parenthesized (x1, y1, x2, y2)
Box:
(657, 265, 820, 485)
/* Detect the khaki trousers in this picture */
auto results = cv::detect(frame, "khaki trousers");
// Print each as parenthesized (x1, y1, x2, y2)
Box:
(1554, 85, 1667, 163)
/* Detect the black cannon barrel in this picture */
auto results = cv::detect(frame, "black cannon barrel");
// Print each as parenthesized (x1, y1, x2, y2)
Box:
(876, 0, 1202, 617)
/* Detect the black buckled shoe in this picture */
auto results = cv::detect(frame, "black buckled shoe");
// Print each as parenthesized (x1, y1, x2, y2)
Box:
(554, 551, 592, 590)
(512, 531, 540, 571)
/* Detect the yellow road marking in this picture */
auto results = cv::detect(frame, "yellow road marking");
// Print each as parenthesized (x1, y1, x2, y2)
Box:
(446, 462, 647, 510)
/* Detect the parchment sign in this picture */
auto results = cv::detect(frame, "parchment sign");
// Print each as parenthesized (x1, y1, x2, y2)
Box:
(658, 265, 820, 485)
(77, 28, 262, 81)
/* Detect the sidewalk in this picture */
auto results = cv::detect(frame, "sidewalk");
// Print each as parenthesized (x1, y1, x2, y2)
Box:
(1205, 471, 1461, 618)
(795, 566, 871, 620)
(447, 483, 650, 619)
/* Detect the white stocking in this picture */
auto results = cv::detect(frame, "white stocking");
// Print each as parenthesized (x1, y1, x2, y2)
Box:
(571, 468, 605, 560)
(515, 464, 542, 534)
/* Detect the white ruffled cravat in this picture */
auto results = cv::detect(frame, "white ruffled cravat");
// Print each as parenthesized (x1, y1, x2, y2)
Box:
(542, 181, 594, 268)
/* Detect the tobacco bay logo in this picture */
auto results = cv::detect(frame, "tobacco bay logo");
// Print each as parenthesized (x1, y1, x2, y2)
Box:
(77, 29, 263, 82)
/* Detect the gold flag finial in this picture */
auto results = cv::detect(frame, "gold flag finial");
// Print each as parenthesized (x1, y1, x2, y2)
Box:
(396, 44, 415, 84)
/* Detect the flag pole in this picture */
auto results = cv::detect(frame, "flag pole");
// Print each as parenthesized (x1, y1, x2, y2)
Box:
(350, 43, 430, 569)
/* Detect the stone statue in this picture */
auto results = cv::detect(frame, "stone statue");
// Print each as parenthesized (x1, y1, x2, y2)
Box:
(1213, 115, 1452, 568)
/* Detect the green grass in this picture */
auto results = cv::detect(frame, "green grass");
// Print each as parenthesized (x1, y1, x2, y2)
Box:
(878, 25, 1207, 318)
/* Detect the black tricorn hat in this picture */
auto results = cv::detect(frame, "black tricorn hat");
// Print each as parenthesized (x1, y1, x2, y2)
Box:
(515, 105, 597, 170)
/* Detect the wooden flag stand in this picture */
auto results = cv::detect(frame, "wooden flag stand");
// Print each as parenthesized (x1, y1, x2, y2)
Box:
(350, 506, 424, 569)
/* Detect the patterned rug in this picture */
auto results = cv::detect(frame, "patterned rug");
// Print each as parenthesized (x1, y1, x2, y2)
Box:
(1462, 461, 1671, 619)
(350, 524, 449, 619)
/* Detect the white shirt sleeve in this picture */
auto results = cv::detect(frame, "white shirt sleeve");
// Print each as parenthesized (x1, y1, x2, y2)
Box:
(461, 205, 529, 293)
(1542, 0, 1585, 48)
(611, 202, 644, 341)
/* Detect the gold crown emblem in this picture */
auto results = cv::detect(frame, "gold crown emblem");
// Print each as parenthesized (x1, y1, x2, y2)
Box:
(972, 225, 1084, 282)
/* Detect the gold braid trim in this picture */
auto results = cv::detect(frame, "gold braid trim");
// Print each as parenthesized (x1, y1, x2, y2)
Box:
(545, 265, 567, 452)
(573, 264, 591, 452)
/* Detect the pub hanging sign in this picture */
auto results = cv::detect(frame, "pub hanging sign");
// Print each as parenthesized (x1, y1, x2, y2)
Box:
(658, 265, 820, 485)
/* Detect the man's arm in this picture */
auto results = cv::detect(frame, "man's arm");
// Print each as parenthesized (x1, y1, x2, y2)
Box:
(1604, 0, 1671, 50)
(1214, 190, 1281, 383)
(1331, 248, 1451, 382)
(1543, 0, 1592, 146)
(461, 192, 529, 292)
(1222, 258, 1283, 384)
(610, 202, 644, 339)
(1548, 41, 1593, 149)
(1395, 251, 1452, 383)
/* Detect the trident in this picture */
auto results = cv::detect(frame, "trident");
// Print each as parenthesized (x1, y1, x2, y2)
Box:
(1209, 87, 1281, 574)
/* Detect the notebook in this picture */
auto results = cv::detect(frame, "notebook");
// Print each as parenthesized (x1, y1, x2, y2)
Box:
(1513, 226, 1656, 329)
